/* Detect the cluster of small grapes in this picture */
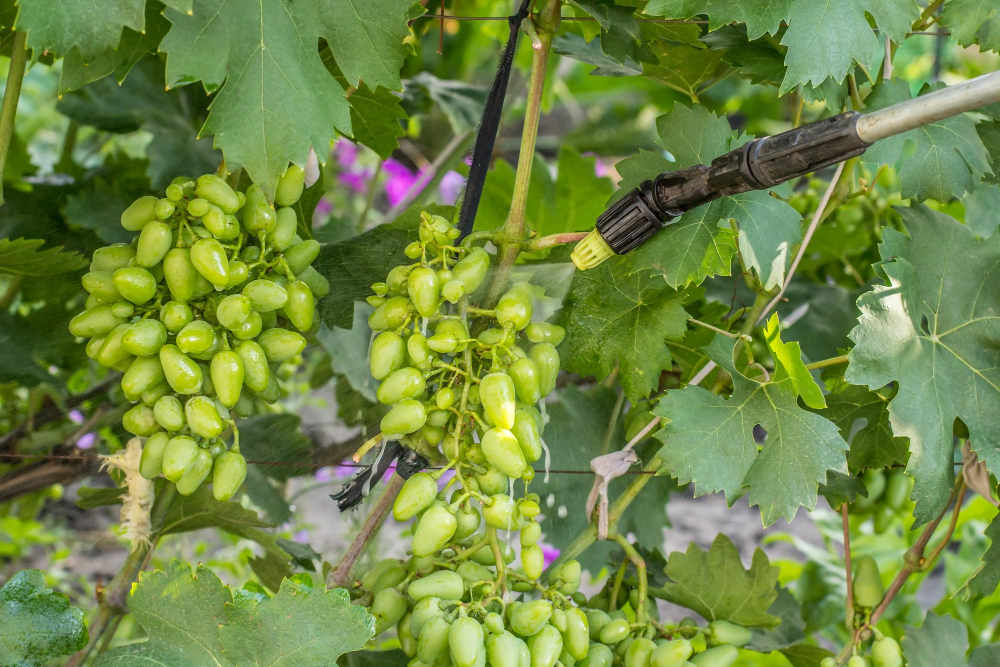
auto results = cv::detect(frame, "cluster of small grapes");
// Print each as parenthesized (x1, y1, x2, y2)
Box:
(68, 167, 328, 501)
(822, 556, 902, 667)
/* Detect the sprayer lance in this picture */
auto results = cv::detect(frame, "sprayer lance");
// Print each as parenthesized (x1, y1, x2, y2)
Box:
(571, 70, 1000, 270)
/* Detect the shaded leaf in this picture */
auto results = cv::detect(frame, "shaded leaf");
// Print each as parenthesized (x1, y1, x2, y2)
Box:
(552, 33, 643, 77)
(0, 570, 88, 665)
(574, 0, 642, 64)
(403, 72, 488, 133)
(960, 511, 1000, 599)
(779, 0, 876, 94)
(645, 0, 790, 40)
(316, 302, 379, 402)
(0, 238, 87, 276)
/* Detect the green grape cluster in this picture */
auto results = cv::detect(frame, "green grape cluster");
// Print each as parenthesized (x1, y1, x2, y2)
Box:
(851, 469, 913, 534)
(68, 167, 328, 501)
(358, 213, 752, 667)
(821, 631, 902, 667)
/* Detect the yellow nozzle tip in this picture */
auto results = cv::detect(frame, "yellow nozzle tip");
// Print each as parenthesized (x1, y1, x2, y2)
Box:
(571, 229, 614, 270)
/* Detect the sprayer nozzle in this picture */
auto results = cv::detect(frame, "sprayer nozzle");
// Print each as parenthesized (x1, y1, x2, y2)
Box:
(571, 229, 615, 270)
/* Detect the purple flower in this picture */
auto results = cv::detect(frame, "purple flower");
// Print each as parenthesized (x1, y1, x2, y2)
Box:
(541, 543, 561, 567)
(293, 529, 310, 544)
(339, 169, 373, 194)
(68, 409, 84, 424)
(314, 197, 333, 217)
(314, 467, 335, 483)
(383, 159, 429, 207)
(438, 170, 466, 205)
(336, 140, 358, 168)
(76, 432, 96, 450)
(584, 152, 612, 178)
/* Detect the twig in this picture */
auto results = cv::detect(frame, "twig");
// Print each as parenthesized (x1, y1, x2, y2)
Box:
(689, 318, 751, 341)
(805, 355, 849, 371)
(599, 388, 625, 456)
(327, 473, 406, 589)
(524, 231, 589, 251)
(0, 30, 27, 205)
(842, 503, 854, 630)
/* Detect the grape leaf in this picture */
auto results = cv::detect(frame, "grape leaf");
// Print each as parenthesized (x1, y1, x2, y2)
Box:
(160, 0, 417, 196)
(556, 261, 690, 402)
(58, 0, 168, 93)
(654, 334, 849, 525)
(748, 588, 807, 652)
(533, 384, 677, 571)
(0, 238, 87, 276)
(779, 0, 876, 95)
(316, 302, 379, 402)
(344, 650, 411, 667)
(960, 511, 1000, 599)
(96, 562, 373, 666)
(649, 534, 781, 628)
(402, 72, 488, 133)
(901, 612, 1000, 667)
(940, 0, 1000, 53)
(644, 0, 790, 40)
(763, 314, 825, 410)
(573, 0, 642, 64)
(13, 0, 144, 59)
(722, 36, 786, 86)
(0, 570, 88, 665)
(314, 204, 448, 329)
(643, 41, 729, 102)
(964, 182, 1000, 238)
(846, 204, 1000, 524)
(552, 33, 643, 77)
(347, 83, 407, 160)
(239, 414, 313, 482)
(863, 79, 992, 202)
(535, 146, 616, 236)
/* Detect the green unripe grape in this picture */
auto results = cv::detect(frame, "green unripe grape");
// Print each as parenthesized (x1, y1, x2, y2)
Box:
(84, 294, 101, 310)
(165, 183, 184, 202)
(820, 660, 837, 667)
(510, 600, 552, 637)
(411, 504, 457, 556)
(449, 617, 485, 667)
(173, 320, 214, 355)
(366, 295, 385, 308)
(511, 409, 542, 463)
(160, 301, 193, 333)
(393, 472, 439, 521)
(297, 265, 329, 298)
(405, 241, 423, 260)
(417, 616, 451, 665)
(113, 267, 157, 304)
(210, 351, 244, 408)
(475, 467, 508, 495)
(564, 608, 590, 661)
(377, 367, 426, 404)
(435, 318, 469, 353)
(871, 636, 902, 667)
(599, 619, 630, 645)
(452, 247, 490, 293)
(185, 395, 225, 439)
(187, 198, 211, 217)
(530, 624, 563, 667)
(212, 450, 247, 501)
(556, 560, 582, 595)
(216, 294, 253, 329)
(95, 324, 130, 367)
(70, 304, 127, 338)
(236, 341, 270, 392)
(586, 611, 611, 641)
(484, 493, 522, 530)
(85, 336, 105, 359)
(508, 358, 542, 404)
(707, 621, 751, 648)
(368, 296, 411, 331)
(135, 221, 173, 268)
(241, 184, 276, 235)
(409, 570, 465, 601)
(140, 432, 171, 479)
(520, 543, 543, 580)
(231, 310, 263, 340)
(409, 598, 444, 640)
(857, 468, 887, 509)
(847, 657, 867, 667)
(243, 279, 288, 312)
(269, 207, 296, 252)
(275, 164, 305, 206)
(200, 204, 228, 238)
(240, 246, 261, 262)
(626, 638, 656, 667)
(427, 332, 458, 354)
(370, 332, 406, 380)
(82, 271, 122, 302)
(163, 248, 201, 301)
(196, 174, 240, 214)
(380, 398, 427, 436)
(496, 283, 533, 331)
(482, 428, 527, 478)
(873, 505, 895, 533)
(283, 280, 314, 331)
(372, 588, 409, 636)
(689, 646, 737, 667)
(437, 280, 463, 304)
(531, 343, 560, 395)
(160, 344, 203, 395)
(650, 639, 692, 667)
(407, 267, 440, 318)
(371, 282, 389, 297)
(520, 520, 541, 547)
(481, 372, 516, 429)
(853, 555, 884, 608)
(162, 435, 199, 482)
(580, 644, 613, 667)
(121, 196, 159, 231)
(518, 498, 540, 519)
(362, 559, 407, 595)
(885, 472, 911, 511)
(111, 301, 136, 319)
(406, 332, 435, 370)
(433, 387, 456, 410)
(453, 504, 481, 540)
(257, 328, 306, 363)
(526, 322, 565, 346)
(91, 243, 136, 272)
(121, 356, 166, 398)
(190, 238, 230, 289)
(176, 449, 213, 495)
(154, 198, 176, 220)
(225, 261, 249, 289)
(153, 395, 185, 432)
(123, 403, 159, 436)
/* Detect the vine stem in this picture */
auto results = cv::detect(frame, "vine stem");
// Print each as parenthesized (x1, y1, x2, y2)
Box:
(609, 532, 648, 623)
(0, 30, 28, 205)
(327, 473, 406, 589)
(805, 354, 849, 371)
(524, 231, 589, 251)
(842, 503, 854, 631)
(66, 485, 176, 667)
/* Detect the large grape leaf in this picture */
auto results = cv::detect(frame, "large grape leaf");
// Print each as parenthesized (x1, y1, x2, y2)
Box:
(654, 333, 849, 525)
(846, 204, 1000, 524)
(160, 0, 418, 196)
(13, 0, 145, 59)
(552, 32, 643, 77)
(0, 570, 88, 665)
(346, 83, 407, 160)
(649, 534, 781, 628)
(644, 0, 790, 40)
(616, 104, 800, 290)
(573, 0, 642, 65)
(96, 562, 373, 666)
(0, 238, 87, 276)
(556, 261, 690, 402)
(779, 0, 877, 94)
(643, 41, 729, 102)
(940, 0, 1000, 53)
(863, 79, 992, 202)
(901, 612, 1000, 667)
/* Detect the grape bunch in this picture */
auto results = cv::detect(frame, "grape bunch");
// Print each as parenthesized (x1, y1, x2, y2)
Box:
(68, 167, 328, 501)
(357, 213, 752, 667)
